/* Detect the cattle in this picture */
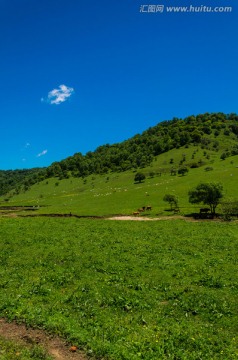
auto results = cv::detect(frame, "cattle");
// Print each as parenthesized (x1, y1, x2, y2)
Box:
(138, 208, 145, 212)
(133, 211, 140, 216)
(146, 206, 152, 211)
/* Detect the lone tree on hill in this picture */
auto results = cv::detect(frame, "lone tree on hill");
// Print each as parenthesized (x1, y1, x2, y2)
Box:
(188, 182, 223, 215)
(134, 172, 146, 183)
(163, 194, 179, 211)
(178, 166, 189, 176)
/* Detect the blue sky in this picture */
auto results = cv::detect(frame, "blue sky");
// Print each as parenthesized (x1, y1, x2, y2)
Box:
(0, 0, 237, 170)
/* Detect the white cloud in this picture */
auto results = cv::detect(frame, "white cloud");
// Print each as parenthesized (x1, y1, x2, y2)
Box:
(42, 84, 74, 105)
(37, 149, 48, 157)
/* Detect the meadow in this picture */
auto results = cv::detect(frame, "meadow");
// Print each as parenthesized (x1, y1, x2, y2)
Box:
(2, 147, 238, 218)
(0, 217, 237, 359)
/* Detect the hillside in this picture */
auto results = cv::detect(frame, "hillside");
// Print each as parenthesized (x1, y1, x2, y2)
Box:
(2, 146, 238, 217)
(0, 168, 44, 197)
(1, 112, 238, 216)
(46, 112, 238, 179)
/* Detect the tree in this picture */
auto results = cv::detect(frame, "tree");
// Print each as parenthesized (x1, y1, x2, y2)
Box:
(220, 152, 228, 160)
(163, 194, 178, 210)
(178, 166, 189, 176)
(134, 172, 146, 183)
(188, 182, 223, 215)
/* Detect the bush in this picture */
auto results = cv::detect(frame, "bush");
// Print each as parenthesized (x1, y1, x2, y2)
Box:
(178, 166, 189, 176)
(134, 172, 146, 183)
(189, 162, 199, 168)
(221, 200, 238, 220)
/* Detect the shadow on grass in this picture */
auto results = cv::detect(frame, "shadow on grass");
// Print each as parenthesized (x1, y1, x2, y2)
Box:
(184, 212, 216, 220)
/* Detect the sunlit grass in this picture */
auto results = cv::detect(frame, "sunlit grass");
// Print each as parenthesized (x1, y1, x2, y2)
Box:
(0, 217, 237, 359)
(3, 147, 238, 217)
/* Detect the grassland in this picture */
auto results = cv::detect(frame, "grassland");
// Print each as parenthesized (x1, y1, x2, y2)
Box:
(2, 146, 238, 217)
(0, 217, 237, 359)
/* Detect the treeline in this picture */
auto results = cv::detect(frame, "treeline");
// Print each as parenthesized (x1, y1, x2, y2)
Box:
(46, 112, 238, 178)
(1, 112, 238, 196)
(0, 168, 45, 197)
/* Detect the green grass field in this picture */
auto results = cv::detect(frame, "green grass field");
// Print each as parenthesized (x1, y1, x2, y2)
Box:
(0, 141, 238, 359)
(2, 146, 238, 217)
(0, 217, 237, 359)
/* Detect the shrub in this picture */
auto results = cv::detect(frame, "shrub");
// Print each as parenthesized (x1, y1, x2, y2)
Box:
(134, 172, 146, 183)
(221, 200, 238, 220)
(178, 166, 189, 176)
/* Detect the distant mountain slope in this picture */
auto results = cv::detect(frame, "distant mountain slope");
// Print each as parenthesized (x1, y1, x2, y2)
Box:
(4, 146, 238, 216)
(0, 168, 44, 197)
(47, 112, 238, 178)
(1, 112, 238, 197)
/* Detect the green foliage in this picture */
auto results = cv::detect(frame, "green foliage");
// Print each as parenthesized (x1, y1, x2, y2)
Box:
(0, 168, 43, 196)
(221, 152, 228, 160)
(163, 194, 178, 210)
(32, 112, 238, 181)
(134, 172, 146, 183)
(221, 200, 238, 220)
(178, 166, 189, 176)
(188, 182, 223, 214)
(170, 168, 177, 176)
(149, 171, 155, 178)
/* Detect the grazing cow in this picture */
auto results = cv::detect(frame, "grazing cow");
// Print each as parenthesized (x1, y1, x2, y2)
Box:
(138, 208, 145, 212)
(146, 206, 152, 211)
(200, 208, 210, 214)
(133, 211, 140, 216)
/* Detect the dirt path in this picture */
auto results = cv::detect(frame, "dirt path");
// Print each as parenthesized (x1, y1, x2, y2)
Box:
(0, 318, 88, 360)
(1, 212, 224, 222)
(108, 215, 166, 221)
(107, 215, 187, 221)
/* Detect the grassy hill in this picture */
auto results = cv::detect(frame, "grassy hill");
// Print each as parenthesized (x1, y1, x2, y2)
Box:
(1, 112, 238, 216)
(1, 144, 238, 217)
